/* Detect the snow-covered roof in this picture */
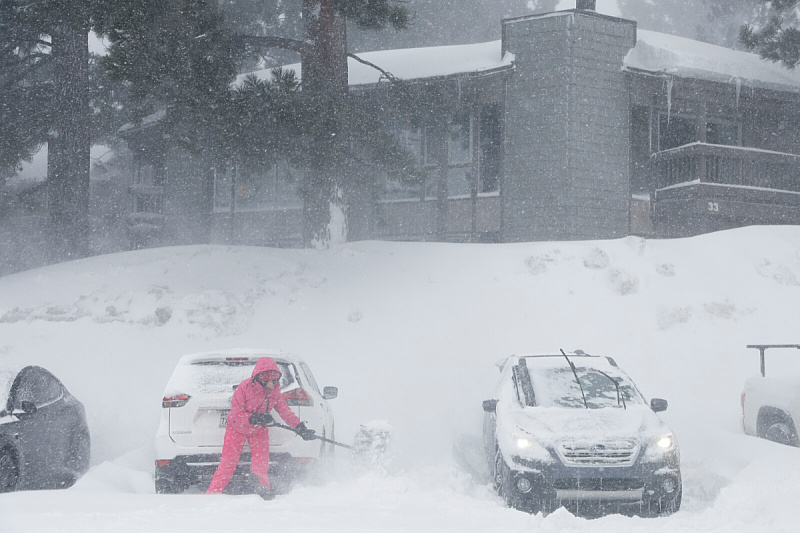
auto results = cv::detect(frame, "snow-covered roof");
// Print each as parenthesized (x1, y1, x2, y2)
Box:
(625, 29, 800, 93)
(237, 28, 800, 95)
(235, 40, 514, 87)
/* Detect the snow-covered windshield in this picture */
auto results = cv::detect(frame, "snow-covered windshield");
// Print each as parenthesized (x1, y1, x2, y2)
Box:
(529, 364, 645, 409)
(0, 366, 22, 411)
(165, 360, 294, 396)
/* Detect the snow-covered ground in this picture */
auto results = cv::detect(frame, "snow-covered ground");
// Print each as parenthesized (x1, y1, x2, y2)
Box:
(2, 226, 800, 532)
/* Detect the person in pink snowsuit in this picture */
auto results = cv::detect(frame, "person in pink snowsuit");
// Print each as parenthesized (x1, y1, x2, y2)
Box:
(207, 357, 315, 499)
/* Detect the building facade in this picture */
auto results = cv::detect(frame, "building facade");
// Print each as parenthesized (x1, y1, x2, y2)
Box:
(125, 4, 800, 248)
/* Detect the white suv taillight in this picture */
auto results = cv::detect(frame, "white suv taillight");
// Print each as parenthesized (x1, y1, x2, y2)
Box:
(162, 394, 191, 408)
(283, 387, 313, 407)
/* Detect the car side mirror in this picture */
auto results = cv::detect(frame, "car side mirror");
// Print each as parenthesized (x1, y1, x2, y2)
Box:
(650, 398, 668, 413)
(11, 401, 38, 419)
(483, 399, 498, 413)
(323, 386, 338, 400)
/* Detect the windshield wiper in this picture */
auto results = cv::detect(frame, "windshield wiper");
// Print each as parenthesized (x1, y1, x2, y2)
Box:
(597, 370, 626, 409)
(561, 349, 588, 409)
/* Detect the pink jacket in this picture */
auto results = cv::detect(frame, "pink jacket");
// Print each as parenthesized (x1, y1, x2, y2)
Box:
(227, 357, 301, 436)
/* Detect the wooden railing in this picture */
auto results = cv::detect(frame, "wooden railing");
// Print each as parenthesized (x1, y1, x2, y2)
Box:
(651, 143, 800, 192)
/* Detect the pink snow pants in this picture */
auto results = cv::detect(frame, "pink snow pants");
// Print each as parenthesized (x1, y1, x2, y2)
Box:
(207, 427, 271, 493)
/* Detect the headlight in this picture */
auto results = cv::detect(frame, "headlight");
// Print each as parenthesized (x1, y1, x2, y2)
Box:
(510, 433, 552, 462)
(646, 433, 676, 456)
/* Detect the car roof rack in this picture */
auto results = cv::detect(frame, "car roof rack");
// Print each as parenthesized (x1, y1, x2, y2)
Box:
(747, 344, 800, 377)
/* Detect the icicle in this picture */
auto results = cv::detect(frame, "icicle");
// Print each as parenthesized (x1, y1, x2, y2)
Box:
(665, 76, 674, 123)
(735, 78, 742, 110)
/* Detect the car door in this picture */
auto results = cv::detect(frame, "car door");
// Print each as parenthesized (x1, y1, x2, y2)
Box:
(298, 361, 333, 432)
(10, 367, 71, 485)
(483, 365, 513, 463)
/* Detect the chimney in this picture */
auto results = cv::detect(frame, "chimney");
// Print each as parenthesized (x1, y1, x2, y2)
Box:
(576, 0, 596, 10)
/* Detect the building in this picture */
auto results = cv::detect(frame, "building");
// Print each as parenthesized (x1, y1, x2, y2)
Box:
(124, 2, 800, 248)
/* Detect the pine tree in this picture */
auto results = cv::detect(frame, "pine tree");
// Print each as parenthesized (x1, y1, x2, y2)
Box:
(265, 0, 411, 245)
(0, 0, 122, 262)
(741, 1, 800, 68)
(102, 0, 411, 247)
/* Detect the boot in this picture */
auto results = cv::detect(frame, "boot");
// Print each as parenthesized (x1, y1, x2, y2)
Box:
(255, 484, 274, 501)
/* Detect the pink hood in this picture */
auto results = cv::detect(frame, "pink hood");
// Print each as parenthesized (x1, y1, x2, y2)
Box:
(251, 357, 281, 381)
(226, 357, 300, 436)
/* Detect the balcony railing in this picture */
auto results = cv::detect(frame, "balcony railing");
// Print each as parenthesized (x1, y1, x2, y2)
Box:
(651, 142, 800, 193)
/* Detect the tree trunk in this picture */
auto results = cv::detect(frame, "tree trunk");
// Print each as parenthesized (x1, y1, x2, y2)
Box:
(47, 24, 90, 262)
(301, 0, 349, 247)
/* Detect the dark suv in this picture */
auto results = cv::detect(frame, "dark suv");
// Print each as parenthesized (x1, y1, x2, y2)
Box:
(482, 352, 681, 517)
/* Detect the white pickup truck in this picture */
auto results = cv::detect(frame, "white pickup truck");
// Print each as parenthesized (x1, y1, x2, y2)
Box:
(741, 344, 800, 447)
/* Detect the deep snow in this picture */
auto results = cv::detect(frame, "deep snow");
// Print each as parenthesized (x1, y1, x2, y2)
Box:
(2, 226, 800, 532)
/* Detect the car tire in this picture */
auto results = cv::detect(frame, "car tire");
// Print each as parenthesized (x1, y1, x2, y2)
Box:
(494, 449, 524, 511)
(0, 446, 20, 493)
(155, 475, 189, 494)
(155, 464, 191, 494)
(759, 411, 799, 447)
(765, 421, 797, 446)
(61, 430, 91, 488)
(642, 490, 681, 517)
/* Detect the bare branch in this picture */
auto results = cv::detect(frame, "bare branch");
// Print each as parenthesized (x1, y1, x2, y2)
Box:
(347, 52, 400, 83)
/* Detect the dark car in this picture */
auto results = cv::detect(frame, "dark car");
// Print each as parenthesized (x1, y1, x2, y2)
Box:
(0, 365, 91, 492)
(482, 353, 681, 517)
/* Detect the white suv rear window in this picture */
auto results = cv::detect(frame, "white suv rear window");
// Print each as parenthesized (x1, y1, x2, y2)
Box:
(166, 360, 294, 395)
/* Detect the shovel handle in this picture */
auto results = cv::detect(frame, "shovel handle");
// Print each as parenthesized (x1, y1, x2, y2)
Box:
(269, 422, 353, 450)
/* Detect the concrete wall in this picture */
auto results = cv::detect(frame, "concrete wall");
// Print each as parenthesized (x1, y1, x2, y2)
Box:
(501, 10, 636, 241)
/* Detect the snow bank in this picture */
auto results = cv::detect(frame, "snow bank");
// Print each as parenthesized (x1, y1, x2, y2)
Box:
(2, 226, 800, 532)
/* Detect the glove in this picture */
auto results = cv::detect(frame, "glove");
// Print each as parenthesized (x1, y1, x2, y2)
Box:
(295, 422, 316, 441)
(249, 412, 274, 427)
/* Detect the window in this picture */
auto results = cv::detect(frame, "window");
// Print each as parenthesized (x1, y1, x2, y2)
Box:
(528, 367, 645, 409)
(449, 111, 472, 166)
(658, 114, 696, 151)
(187, 360, 294, 394)
(213, 161, 301, 212)
(658, 113, 741, 151)
(480, 105, 502, 193)
(299, 362, 321, 396)
(706, 120, 739, 146)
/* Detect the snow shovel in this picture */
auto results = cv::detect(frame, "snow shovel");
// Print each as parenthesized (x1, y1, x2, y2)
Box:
(268, 422, 353, 449)
(269, 420, 393, 467)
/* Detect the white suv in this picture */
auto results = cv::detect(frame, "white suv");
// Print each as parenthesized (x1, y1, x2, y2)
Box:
(741, 344, 800, 447)
(154, 349, 338, 494)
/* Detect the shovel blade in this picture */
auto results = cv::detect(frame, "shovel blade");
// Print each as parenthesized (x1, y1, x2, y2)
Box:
(353, 420, 393, 469)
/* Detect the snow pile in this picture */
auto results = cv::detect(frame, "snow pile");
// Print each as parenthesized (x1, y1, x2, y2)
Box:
(1, 226, 800, 532)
